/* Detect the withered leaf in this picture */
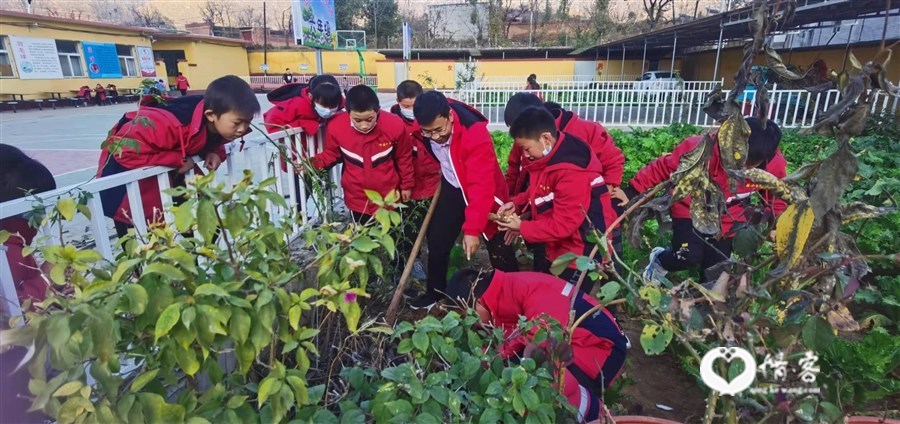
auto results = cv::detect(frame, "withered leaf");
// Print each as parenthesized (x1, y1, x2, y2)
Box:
(782, 161, 822, 185)
(827, 305, 860, 332)
(848, 51, 863, 72)
(803, 74, 866, 136)
(875, 67, 900, 97)
(727, 167, 807, 203)
(703, 87, 727, 122)
(809, 145, 858, 222)
(840, 202, 896, 224)
(838, 103, 870, 138)
(775, 201, 816, 269)
(766, 47, 806, 80)
(688, 180, 724, 236)
(717, 114, 751, 174)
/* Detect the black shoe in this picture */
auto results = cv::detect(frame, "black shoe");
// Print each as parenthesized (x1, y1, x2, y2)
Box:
(408, 293, 439, 310)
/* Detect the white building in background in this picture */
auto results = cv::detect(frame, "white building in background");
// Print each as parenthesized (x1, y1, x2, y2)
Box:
(428, 2, 489, 42)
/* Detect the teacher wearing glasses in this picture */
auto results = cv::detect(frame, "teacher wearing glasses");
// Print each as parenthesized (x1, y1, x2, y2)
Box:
(409, 91, 519, 310)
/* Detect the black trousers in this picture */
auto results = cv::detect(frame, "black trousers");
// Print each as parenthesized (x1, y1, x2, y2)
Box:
(180, 89, 188, 96)
(657, 218, 733, 283)
(426, 178, 519, 296)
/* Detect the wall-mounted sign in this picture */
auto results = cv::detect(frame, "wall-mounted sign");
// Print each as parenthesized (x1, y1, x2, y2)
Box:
(292, 0, 336, 50)
(8, 36, 63, 79)
(82, 42, 122, 78)
(136, 46, 156, 77)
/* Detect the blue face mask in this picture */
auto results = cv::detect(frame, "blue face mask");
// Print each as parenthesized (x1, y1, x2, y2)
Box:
(315, 104, 336, 119)
(541, 142, 552, 156)
(400, 108, 415, 120)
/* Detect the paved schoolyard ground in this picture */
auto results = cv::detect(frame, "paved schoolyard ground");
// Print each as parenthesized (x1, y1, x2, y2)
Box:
(0, 92, 398, 188)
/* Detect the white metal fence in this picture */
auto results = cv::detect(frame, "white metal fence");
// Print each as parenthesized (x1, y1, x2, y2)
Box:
(249, 75, 377, 87)
(447, 83, 899, 128)
(0, 128, 340, 320)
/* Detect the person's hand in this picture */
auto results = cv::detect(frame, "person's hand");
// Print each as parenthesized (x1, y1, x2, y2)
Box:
(401, 189, 412, 202)
(176, 157, 195, 174)
(610, 186, 630, 207)
(497, 202, 516, 217)
(204, 152, 222, 170)
(463, 235, 481, 261)
(496, 214, 522, 232)
(503, 229, 521, 246)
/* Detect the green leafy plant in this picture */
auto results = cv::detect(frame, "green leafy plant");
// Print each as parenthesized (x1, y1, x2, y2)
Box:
(0, 171, 401, 424)
(340, 311, 578, 423)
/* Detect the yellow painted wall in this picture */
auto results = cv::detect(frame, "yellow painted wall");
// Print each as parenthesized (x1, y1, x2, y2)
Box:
(247, 50, 385, 76)
(682, 46, 899, 84)
(376, 61, 397, 91)
(372, 58, 685, 90)
(153, 40, 249, 90)
(0, 15, 151, 99)
(408, 61, 456, 90)
(477, 60, 576, 77)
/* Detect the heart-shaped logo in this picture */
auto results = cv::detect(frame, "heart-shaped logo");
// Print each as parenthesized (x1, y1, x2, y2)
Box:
(700, 347, 757, 396)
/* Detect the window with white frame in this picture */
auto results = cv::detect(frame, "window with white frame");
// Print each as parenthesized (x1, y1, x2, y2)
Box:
(116, 44, 137, 77)
(56, 40, 84, 77)
(0, 36, 13, 77)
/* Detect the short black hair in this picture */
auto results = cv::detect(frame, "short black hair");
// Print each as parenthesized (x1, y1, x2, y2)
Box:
(543, 101, 562, 113)
(745, 117, 782, 165)
(203, 75, 260, 117)
(345, 84, 380, 112)
(311, 83, 343, 108)
(445, 269, 495, 306)
(413, 91, 451, 126)
(509, 107, 558, 140)
(396, 80, 424, 101)
(503, 92, 543, 127)
(178, 72, 183, 76)
(310, 74, 339, 90)
(285, 68, 290, 71)
(0, 144, 56, 202)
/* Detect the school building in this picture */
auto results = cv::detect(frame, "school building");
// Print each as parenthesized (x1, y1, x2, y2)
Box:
(0, 10, 250, 101)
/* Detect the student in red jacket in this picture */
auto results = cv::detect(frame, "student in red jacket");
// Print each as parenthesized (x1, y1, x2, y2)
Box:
(175, 72, 190, 96)
(97, 75, 260, 236)
(495, 108, 616, 292)
(446, 269, 628, 422)
(0, 147, 56, 424)
(614, 117, 787, 283)
(0, 144, 56, 307)
(263, 74, 343, 136)
(310, 85, 414, 220)
(389, 80, 441, 201)
(411, 91, 519, 309)
(503, 95, 624, 195)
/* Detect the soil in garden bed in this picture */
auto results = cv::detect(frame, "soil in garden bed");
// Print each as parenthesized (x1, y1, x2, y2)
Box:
(618, 319, 708, 423)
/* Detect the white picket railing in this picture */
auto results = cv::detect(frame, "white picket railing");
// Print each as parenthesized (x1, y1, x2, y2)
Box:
(0, 128, 342, 320)
(249, 75, 377, 88)
(446, 84, 899, 128)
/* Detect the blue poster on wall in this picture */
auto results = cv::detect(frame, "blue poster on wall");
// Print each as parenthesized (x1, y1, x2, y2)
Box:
(82, 42, 122, 78)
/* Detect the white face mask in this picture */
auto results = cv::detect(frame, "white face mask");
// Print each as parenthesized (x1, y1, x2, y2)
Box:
(352, 120, 376, 134)
(541, 141, 552, 156)
(315, 104, 336, 119)
(400, 108, 415, 120)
